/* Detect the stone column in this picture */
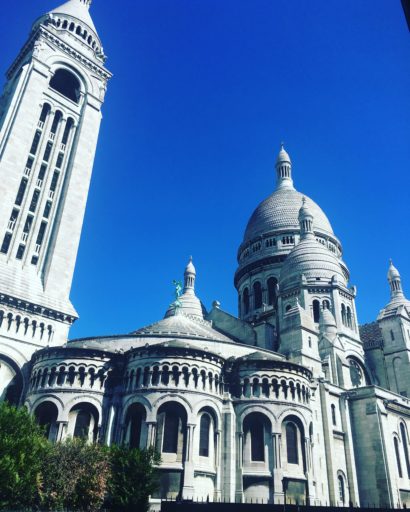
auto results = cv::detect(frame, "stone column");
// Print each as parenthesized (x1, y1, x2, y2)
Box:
(272, 432, 284, 504)
(235, 431, 244, 503)
(56, 421, 68, 442)
(214, 429, 222, 501)
(182, 424, 195, 500)
(146, 421, 157, 448)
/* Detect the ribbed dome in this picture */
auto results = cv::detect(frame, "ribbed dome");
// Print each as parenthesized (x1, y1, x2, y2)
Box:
(244, 188, 334, 243)
(279, 237, 346, 291)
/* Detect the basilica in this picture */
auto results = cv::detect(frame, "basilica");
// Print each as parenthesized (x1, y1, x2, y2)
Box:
(0, 1, 409, 509)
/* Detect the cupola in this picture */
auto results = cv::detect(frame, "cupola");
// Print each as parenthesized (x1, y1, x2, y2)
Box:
(275, 143, 293, 190)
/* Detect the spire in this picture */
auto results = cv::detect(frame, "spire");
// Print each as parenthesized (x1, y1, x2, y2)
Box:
(184, 256, 196, 294)
(387, 260, 405, 300)
(275, 143, 294, 190)
(298, 197, 314, 239)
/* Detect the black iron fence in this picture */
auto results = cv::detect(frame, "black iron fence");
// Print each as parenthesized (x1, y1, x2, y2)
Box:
(161, 501, 405, 512)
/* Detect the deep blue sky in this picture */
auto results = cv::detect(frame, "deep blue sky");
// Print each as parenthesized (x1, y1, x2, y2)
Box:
(1, 1, 409, 339)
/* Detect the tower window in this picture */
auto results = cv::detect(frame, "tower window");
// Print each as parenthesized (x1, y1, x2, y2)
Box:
(49, 69, 81, 103)
(29, 190, 40, 213)
(243, 287, 250, 315)
(43, 142, 53, 162)
(31, 255, 39, 266)
(400, 423, 410, 478)
(267, 277, 278, 306)
(253, 281, 262, 309)
(16, 244, 25, 260)
(43, 201, 52, 219)
(338, 475, 345, 505)
(286, 422, 299, 464)
(313, 300, 320, 323)
(390, 330, 395, 341)
(56, 153, 64, 169)
(199, 414, 211, 457)
(50, 111, 63, 134)
(36, 222, 47, 247)
(15, 178, 28, 206)
(8, 209, 19, 230)
(1, 233, 12, 254)
(62, 118, 74, 146)
(38, 164, 47, 181)
(30, 131, 41, 155)
(50, 171, 59, 192)
(39, 103, 51, 124)
(23, 215, 33, 234)
(331, 404, 337, 426)
(395, 437, 403, 478)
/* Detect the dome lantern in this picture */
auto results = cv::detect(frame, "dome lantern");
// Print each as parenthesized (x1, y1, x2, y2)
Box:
(184, 256, 196, 294)
(275, 143, 294, 190)
(298, 197, 314, 239)
(387, 260, 405, 300)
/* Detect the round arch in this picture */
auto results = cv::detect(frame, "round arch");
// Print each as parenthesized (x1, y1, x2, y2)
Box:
(0, 354, 24, 405)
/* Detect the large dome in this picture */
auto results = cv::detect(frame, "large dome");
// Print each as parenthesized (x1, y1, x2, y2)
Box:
(244, 187, 334, 243)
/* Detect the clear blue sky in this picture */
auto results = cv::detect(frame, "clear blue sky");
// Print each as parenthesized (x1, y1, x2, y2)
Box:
(1, 1, 409, 339)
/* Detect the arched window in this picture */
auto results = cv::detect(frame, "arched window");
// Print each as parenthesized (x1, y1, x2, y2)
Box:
(50, 110, 63, 134)
(199, 414, 211, 457)
(286, 422, 298, 464)
(323, 299, 330, 310)
(62, 118, 74, 146)
(338, 475, 345, 505)
(347, 307, 353, 329)
(34, 401, 58, 441)
(157, 403, 186, 458)
(243, 413, 269, 462)
(331, 404, 337, 426)
(267, 277, 277, 306)
(312, 300, 320, 323)
(70, 403, 99, 442)
(400, 423, 410, 478)
(243, 287, 249, 315)
(395, 437, 403, 478)
(125, 403, 146, 449)
(253, 281, 262, 309)
(49, 69, 81, 103)
(341, 304, 347, 326)
(39, 103, 51, 123)
(285, 304, 292, 312)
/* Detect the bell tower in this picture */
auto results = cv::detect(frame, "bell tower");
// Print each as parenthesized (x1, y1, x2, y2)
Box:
(0, 0, 111, 401)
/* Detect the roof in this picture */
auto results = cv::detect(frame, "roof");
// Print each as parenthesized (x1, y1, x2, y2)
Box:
(359, 322, 383, 346)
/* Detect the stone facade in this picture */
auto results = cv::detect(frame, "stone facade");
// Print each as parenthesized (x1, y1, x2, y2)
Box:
(1, 1, 410, 510)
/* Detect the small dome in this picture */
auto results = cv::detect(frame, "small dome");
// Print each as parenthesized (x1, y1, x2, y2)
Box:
(388, 260, 400, 280)
(279, 237, 346, 292)
(276, 144, 291, 165)
(50, 0, 98, 35)
(185, 256, 196, 275)
(243, 188, 334, 243)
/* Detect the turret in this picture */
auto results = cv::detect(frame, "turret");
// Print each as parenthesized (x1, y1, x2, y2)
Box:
(275, 143, 293, 189)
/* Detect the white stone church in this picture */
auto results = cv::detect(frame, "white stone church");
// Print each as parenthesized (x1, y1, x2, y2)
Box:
(0, 0, 409, 508)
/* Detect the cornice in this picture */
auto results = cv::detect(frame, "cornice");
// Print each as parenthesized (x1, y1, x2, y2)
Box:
(0, 293, 76, 324)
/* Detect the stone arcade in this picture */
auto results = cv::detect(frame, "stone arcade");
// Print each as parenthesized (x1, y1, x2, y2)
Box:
(0, 1, 409, 509)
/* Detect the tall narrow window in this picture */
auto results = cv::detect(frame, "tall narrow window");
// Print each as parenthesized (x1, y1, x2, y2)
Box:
(250, 419, 265, 461)
(341, 304, 347, 326)
(338, 475, 345, 504)
(163, 412, 179, 454)
(36, 222, 47, 247)
(267, 277, 277, 306)
(29, 190, 40, 213)
(400, 423, 410, 478)
(30, 131, 41, 155)
(286, 422, 299, 464)
(43, 142, 53, 162)
(15, 178, 28, 206)
(61, 118, 74, 145)
(313, 300, 320, 323)
(8, 209, 19, 230)
(395, 437, 403, 478)
(50, 69, 81, 103)
(347, 307, 353, 329)
(1, 233, 12, 254)
(50, 111, 63, 134)
(331, 404, 337, 426)
(16, 244, 25, 260)
(43, 201, 52, 219)
(50, 171, 59, 192)
(39, 103, 51, 124)
(56, 153, 64, 169)
(253, 281, 262, 309)
(199, 414, 211, 457)
(243, 287, 250, 315)
(73, 411, 91, 439)
(38, 164, 47, 182)
(23, 215, 33, 234)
